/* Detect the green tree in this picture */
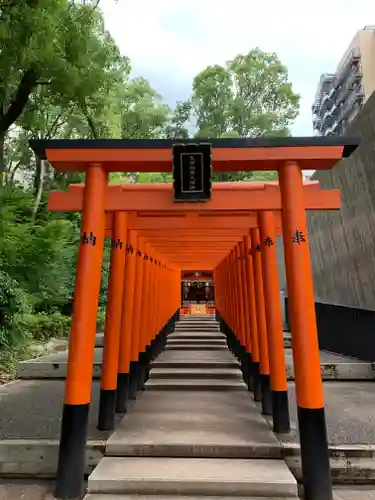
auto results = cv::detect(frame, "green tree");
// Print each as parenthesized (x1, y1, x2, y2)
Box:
(190, 48, 300, 138)
(121, 77, 170, 139)
(0, 0, 129, 183)
(165, 101, 192, 139)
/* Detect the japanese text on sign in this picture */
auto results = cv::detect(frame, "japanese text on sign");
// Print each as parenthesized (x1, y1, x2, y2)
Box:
(112, 238, 123, 249)
(292, 230, 307, 245)
(189, 155, 196, 191)
(81, 231, 96, 246)
(264, 236, 274, 247)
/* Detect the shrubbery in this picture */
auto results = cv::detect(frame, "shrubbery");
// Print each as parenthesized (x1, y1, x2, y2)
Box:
(12, 312, 72, 342)
(0, 187, 109, 374)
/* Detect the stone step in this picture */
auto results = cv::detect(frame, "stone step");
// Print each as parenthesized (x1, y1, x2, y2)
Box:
(105, 390, 282, 459)
(167, 338, 226, 344)
(145, 379, 247, 391)
(175, 328, 220, 333)
(95, 333, 104, 347)
(176, 321, 219, 326)
(168, 335, 225, 340)
(165, 344, 227, 351)
(88, 457, 298, 497)
(151, 360, 240, 369)
(178, 320, 216, 324)
(176, 322, 219, 326)
(166, 341, 290, 349)
(149, 367, 242, 379)
(85, 495, 297, 500)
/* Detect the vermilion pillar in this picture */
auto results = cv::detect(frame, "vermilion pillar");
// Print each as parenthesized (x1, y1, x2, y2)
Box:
(234, 244, 247, 372)
(279, 162, 331, 500)
(131, 238, 145, 396)
(229, 249, 241, 356)
(244, 235, 262, 401)
(98, 211, 128, 430)
(138, 242, 151, 390)
(145, 250, 156, 378)
(55, 165, 108, 500)
(116, 230, 136, 413)
(250, 227, 272, 415)
(239, 240, 253, 391)
(258, 211, 290, 433)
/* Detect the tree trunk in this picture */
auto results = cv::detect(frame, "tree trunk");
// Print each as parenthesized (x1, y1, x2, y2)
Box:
(32, 157, 45, 221)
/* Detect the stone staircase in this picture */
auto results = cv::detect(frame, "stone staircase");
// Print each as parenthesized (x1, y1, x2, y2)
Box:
(84, 315, 297, 499)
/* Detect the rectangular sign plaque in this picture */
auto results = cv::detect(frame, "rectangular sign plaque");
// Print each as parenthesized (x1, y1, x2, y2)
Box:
(172, 143, 212, 202)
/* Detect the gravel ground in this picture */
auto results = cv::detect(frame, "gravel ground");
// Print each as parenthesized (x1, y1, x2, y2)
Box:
(0, 480, 55, 500)
(0, 379, 117, 440)
(277, 381, 375, 444)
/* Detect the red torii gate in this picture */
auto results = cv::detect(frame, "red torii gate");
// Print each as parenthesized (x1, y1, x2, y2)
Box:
(31, 136, 359, 500)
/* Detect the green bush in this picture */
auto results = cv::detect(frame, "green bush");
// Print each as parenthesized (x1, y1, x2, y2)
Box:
(12, 312, 72, 342)
(0, 270, 32, 348)
(97, 307, 106, 329)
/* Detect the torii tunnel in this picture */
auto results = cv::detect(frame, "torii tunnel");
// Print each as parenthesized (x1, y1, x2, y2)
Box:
(31, 137, 359, 500)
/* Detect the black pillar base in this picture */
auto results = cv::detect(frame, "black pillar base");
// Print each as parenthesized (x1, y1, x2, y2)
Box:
(272, 390, 290, 434)
(144, 345, 151, 382)
(115, 372, 129, 414)
(55, 403, 89, 500)
(260, 374, 273, 415)
(137, 352, 147, 391)
(98, 388, 116, 430)
(298, 406, 332, 500)
(166, 319, 173, 335)
(246, 353, 254, 392)
(239, 347, 249, 382)
(128, 361, 138, 400)
(252, 361, 262, 402)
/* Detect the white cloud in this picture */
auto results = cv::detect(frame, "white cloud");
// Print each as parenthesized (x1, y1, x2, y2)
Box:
(101, 0, 375, 135)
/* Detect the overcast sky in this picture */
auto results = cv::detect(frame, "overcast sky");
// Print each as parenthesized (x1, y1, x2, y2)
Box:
(100, 0, 375, 136)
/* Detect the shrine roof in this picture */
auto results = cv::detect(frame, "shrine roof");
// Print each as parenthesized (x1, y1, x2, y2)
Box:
(29, 136, 360, 173)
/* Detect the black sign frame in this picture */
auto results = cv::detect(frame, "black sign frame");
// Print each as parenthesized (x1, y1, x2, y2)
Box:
(172, 143, 212, 202)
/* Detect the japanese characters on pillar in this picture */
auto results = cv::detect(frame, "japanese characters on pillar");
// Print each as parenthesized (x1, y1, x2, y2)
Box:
(172, 143, 212, 201)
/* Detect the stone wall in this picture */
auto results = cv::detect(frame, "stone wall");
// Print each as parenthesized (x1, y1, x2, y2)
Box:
(308, 91, 375, 310)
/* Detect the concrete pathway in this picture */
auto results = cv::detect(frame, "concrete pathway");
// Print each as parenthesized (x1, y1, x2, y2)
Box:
(85, 318, 298, 499)
(0, 480, 374, 500)
(1, 315, 375, 487)
(17, 325, 374, 381)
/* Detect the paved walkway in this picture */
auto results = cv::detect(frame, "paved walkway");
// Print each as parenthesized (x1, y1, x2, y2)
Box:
(0, 314, 375, 490)
(1, 481, 375, 500)
(86, 318, 297, 498)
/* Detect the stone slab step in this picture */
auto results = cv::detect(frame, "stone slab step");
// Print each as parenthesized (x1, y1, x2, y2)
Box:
(85, 496, 297, 500)
(105, 390, 281, 459)
(175, 324, 220, 329)
(149, 367, 242, 379)
(167, 338, 226, 344)
(151, 360, 240, 369)
(176, 322, 219, 326)
(88, 457, 298, 497)
(95, 333, 104, 347)
(168, 335, 225, 341)
(145, 379, 247, 391)
(165, 345, 227, 351)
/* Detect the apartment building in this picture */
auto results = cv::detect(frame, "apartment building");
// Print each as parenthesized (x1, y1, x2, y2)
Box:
(312, 26, 375, 136)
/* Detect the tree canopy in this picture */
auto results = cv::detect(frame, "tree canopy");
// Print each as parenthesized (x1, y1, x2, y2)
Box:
(190, 49, 300, 138)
